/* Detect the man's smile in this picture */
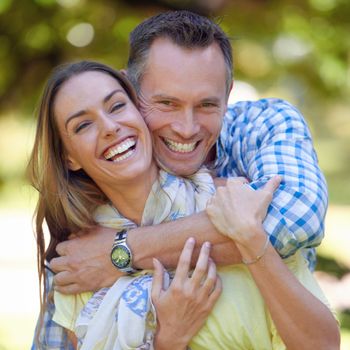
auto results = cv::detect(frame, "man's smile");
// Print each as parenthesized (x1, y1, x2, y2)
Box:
(162, 137, 198, 153)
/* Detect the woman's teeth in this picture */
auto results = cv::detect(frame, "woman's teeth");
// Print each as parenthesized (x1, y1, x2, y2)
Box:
(104, 138, 136, 161)
(113, 149, 134, 162)
(164, 139, 196, 153)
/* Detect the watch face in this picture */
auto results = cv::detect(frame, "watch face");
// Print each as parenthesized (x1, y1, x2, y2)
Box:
(111, 245, 131, 269)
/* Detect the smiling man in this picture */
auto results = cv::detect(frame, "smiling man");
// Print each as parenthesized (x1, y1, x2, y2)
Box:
(32, 10, 328, 349)
(137, 37, 227, 176)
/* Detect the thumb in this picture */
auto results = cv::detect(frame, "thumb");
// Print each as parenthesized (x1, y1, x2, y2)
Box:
(263, 175, 281, 194)
(151, 258, 164, 301)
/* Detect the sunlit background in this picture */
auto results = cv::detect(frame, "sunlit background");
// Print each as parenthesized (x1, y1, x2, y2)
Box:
(0, 0, 349, 348)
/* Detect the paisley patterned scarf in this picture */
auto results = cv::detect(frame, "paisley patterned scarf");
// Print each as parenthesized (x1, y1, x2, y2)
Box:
(75, 168, 215, 350)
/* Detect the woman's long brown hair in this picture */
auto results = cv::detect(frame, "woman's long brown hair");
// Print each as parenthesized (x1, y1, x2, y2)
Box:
(27, 61, 139, 344)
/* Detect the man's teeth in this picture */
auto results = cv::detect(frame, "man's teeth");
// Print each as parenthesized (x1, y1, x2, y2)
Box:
(104, 138, 136, 160)
(164, 139, 196, 153)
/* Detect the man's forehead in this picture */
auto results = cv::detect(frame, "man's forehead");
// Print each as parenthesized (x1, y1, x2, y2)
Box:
(137, 37, 228, 101)
(143, 39, 226, 79)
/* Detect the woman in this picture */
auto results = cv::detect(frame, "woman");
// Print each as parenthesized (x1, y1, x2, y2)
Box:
(28, 61, 339, 350)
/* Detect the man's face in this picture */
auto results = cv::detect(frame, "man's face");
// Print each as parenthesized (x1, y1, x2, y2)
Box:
(137, 38, 229, 176)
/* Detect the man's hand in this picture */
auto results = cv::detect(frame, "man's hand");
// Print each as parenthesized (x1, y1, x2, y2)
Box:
(152, 238, 222, 349)
(50, 226, 121, 294)
(206, 176, 281, 245)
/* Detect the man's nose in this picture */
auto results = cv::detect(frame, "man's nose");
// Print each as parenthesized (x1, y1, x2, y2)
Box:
(171, 108, 200, 139)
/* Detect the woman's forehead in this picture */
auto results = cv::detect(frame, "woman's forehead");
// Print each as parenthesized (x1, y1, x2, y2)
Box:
(54, 71, 125, 116)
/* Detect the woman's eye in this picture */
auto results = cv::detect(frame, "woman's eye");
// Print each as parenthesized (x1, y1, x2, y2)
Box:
(74, 121, 91, 133)
(110, 102, 126, 113)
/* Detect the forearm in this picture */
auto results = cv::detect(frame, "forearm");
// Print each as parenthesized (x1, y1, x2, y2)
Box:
(239, 233, 339, 349)
(52, 212, 240, 293)
(128, 211, 241, 269)
(67, 331, 78, 349)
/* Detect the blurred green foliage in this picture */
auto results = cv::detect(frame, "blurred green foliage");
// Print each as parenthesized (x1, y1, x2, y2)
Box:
(0, 0, 349, 204)
(0, 1, 349, 347)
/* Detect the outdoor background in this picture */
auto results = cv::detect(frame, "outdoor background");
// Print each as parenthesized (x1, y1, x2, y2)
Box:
(0, 0, 349, 349)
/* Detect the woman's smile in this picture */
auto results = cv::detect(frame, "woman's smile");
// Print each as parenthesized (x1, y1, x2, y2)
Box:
(103, 137, 137, 162)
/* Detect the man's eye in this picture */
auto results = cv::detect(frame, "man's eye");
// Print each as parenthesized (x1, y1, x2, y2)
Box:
(74, 121, 91, 133)
(110, 102, 126, 113)
(201, 102, 217, 108)
(159, 100, 173, 106)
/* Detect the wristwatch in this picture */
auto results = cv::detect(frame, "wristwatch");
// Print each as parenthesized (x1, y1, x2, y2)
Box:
(110, 230, 139, 275)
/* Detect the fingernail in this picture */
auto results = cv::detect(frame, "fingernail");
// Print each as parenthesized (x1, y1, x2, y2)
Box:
(153, 258, 159, 267)
(187, 237, 195, 245)
(204, 241, 211, 249)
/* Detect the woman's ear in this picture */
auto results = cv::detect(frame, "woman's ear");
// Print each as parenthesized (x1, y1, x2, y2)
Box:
(66, 155, 82, 171)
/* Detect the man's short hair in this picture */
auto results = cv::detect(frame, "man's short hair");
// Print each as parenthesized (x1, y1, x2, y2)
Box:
(127, 10, 233, 94)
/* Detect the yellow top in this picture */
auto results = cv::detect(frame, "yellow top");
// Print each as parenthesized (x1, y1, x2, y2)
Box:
(53, 251, 334, 350)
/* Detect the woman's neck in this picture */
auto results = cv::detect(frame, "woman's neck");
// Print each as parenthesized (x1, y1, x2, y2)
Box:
(98, 163, 158, 225)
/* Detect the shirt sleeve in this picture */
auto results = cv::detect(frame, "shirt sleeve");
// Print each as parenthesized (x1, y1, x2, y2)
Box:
(31, 268, 75, 350)
(224, 99, 328, 261)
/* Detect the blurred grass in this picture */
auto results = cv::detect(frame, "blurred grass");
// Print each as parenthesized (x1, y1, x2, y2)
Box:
(0, 317, 36, 350)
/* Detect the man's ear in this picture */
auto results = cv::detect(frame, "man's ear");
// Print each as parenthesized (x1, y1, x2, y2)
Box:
(120, 69, 128, 77)
(226, 80, 234, 101)
(66, 155, 82, 171)
(228, 80, 234, 95)
(225, 80, 234, 113)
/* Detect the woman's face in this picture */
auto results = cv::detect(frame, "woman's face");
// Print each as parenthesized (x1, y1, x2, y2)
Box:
(54, 71, 154, 188)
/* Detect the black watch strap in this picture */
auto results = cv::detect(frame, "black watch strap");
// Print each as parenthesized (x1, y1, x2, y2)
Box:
(113, 230, 128, 245)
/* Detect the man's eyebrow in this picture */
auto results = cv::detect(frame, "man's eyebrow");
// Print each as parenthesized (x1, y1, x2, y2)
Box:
(64, 89, 125, 130)
(152, 94, 221, 104)
(151, 94, 181, 102)
(201, 96, 221, 103)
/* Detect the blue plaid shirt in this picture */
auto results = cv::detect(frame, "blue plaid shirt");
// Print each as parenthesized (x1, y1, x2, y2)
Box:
(31, 98, 327, 349)
(215, 98, 327, 265)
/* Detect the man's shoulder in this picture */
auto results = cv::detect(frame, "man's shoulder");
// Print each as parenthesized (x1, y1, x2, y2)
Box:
(225, 98, 300, 123)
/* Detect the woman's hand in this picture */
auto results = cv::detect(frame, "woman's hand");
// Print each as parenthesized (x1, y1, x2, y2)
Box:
(151, 238, 222, 350)
(206, 176, 281, 246)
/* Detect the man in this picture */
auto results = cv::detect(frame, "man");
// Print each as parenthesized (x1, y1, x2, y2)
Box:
(32, 10, 327, 349)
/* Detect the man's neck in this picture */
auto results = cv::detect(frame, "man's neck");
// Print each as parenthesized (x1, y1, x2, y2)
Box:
(204, 145, 217, 165)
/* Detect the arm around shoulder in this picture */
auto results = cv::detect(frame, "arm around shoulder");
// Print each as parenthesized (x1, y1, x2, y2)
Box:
(236, 99, 328, 258)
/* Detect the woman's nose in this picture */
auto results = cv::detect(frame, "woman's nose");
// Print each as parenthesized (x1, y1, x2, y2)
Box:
(99, 114, 121, 137)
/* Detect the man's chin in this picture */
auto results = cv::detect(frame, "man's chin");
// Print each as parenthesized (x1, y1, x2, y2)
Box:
(154, 156, 201, 176)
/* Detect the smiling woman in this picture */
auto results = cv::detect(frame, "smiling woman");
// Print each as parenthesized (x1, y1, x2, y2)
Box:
(28, 60, 339, 350)
(27, 61, 153, 255)
(53, 70, 157, 218)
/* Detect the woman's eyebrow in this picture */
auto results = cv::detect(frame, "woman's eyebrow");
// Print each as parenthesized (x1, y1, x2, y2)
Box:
(64, 89, 126, 130)
(104, 89, 124, 103)
(65, 110, 86, 130)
